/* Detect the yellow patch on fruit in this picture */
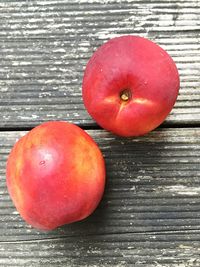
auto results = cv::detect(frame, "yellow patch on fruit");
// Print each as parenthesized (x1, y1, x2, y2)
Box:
(104, 95, 117, 104)
(13, 183, 23, 209)
(15, 158, 23, 177)
(13, 159, 24, 209)
(132, 98, 154, 106)
(74, 136, 99, 181)
(25, 127, 47, 149)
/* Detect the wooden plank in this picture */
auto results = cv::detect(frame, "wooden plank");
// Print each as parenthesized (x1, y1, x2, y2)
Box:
(0, 234, 200, 266)
(0, 0, 200, 128)
(1, 128, 200, 265)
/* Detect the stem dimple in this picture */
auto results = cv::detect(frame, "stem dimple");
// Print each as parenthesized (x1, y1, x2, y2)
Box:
(120, 89, 132, 102)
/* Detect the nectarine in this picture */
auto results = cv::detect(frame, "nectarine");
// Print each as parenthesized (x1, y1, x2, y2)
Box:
(82, 35, 180, 137)
(6, 121, 105, 230)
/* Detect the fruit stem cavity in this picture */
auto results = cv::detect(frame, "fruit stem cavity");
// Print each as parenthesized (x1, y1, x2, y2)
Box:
(120, 89, 131, 102)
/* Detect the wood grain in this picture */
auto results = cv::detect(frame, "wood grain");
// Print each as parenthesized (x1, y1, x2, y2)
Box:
(1, 128, 200, 266)
(0, 0, 200, 266)
(0, 0, 199, 128)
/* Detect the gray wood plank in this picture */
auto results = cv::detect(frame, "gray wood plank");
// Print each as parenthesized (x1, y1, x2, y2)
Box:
(0, 0, 199, 128)
(1, 234, 200, 266)
(1, 128, 200, 266)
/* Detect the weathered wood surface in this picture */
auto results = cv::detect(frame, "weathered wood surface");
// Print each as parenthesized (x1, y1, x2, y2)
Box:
(0, 0, 200, 128)
(1, 0, 200, 266)
(1, 128, 200, 266)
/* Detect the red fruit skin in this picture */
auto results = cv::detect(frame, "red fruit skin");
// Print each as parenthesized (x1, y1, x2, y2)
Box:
(82, 35, 180, 137)
(6, 121, 105, 230)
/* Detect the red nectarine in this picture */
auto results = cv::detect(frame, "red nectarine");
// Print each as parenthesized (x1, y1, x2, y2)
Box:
(6, 121, 105, 230)
(82, 35, 180, 137)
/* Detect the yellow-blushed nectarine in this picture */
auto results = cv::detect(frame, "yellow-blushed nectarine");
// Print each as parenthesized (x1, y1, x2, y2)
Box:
(6, 121, 105, 230)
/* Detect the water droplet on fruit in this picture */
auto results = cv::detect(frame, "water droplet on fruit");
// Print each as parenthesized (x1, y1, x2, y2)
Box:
(39, 160, 45, 165)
